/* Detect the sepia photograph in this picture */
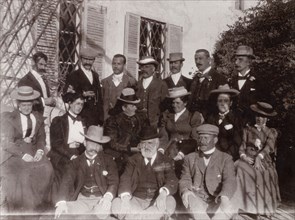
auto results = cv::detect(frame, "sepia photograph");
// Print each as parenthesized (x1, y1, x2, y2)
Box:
(0, 0, 294, 219)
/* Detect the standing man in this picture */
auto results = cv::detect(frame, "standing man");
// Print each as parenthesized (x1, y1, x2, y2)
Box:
(136, 56, 168, 128)
(189, 49, 227, 118)
(18, 51, 56, 113)
(101, 54, 137, 121)
(64, 47, 103, 127)
(112, 126, 178, 220)
(230, 45, 257, 123)
(164, 52, 192, 90)
(179, 124, 237, 220)
(54, 126, 119, 219)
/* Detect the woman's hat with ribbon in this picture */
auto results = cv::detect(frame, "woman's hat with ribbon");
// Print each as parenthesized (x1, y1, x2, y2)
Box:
(250, 102, 277, 117)
(117, 88, 140, 104)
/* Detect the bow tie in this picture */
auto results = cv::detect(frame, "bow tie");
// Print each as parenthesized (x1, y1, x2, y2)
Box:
(200, 152, 213, 159)
(68, 113, 82, 124)
(196, 72, 204, 78)
(237, 75, 249, 80)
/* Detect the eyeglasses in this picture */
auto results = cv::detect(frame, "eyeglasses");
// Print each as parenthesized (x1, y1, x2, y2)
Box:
(217, 99, 230, 103)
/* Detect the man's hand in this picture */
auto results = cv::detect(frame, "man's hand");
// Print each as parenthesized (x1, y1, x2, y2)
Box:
(69, 142, 80, 149)
(22, 154, 34, 162)
(55, 201, 68, 219)
(173, 152, 184, 161)
(241, 155, 254, 165)
(99, 194, 112, 211)
(44, 97, 56, 106)
(83, 91, 95, 97)
(219, 196, 232, 217)
(23, 137, 32, 143)
(158, 148, 165, 154)
(33, 151, 43, 162)
(155, 190, 167, 211)
(254, 156, 265, 171)
(121, 194, 131, 213)
(181, 190, 195, 209)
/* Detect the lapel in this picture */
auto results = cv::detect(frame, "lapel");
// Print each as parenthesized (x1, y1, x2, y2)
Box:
(62, 114, 70, 144)
(78, 69, 93, 86)
(94, 153, 106, 193)
(28, 72, 43, 95)
(11, 111, 23, 138)
(206, 149, 219, 170)
(196, 152, 207, 174)
(176, 109, 189, 123)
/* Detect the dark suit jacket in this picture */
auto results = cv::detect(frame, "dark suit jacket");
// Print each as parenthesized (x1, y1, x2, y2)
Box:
(206, 111, 243, 160)
(179, 149, 236, 200)
(164, 75, 192, 90)
(136, 76, 168, 127)
(56, 152, 119, 202)
(64, 68, 104, 126)
(1, 110, 46, 157)
(18, 72, 50, 112)
(118, 153, 178, 196)
(48, 114, 86, 173)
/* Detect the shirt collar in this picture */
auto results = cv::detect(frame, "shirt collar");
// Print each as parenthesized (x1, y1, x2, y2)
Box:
(81, 65, 92, 74)
(203, 147, 216, 155)
(144, 152, 157, 165)
(143, 75, 153, 82)
(201, 66, 212, 75)
(31, 69, 43, 79)
(85, 152, 97, 160)
(219, 110, 229, 116)
(238, 69, 251, 77)
(113, 72, 124, 79)
(175, 107, 186, 117)
(68, 110, 77, 118)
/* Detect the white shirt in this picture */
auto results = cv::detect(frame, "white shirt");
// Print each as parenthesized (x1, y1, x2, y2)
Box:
(203, 147, 216, 166)
(112, 72, 124, 87)
(67, 112, 85, 145)
(170, 72, 182, 85)
(20, 112, 36, 138)
(144, 152, 157, 166)
(218, 110, 229, 124)
(31, 70, 48, 98)
(238, 69, 251, 90)
(142, 75, 153, 89)
(81, 65, 93, 84)
(174, 108, 186, 122)
(199, 66, 212, 83)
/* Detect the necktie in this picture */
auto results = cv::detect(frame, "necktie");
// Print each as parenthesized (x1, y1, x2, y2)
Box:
(25, 115, 32, 138)
(68, 113, 81, 124)
(237, 75, 248, 80)
(201, 152, 213, 159)
(146, 158, 152, 169)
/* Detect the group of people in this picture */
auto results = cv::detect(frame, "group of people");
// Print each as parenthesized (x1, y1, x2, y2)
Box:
(0, 44, 281, 220)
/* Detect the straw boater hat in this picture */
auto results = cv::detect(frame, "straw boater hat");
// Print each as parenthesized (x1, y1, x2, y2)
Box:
(167, 86, 191, 99)
(137, 56, 159, 66)
(80, 47, 97, 59)
(250, 102, 277, 117)
(235, 45, 255, 59)
(117, 88, 140, 104)
(10, 86, 40, 101)
(81, 125, 110, 143)
(138, 126, 159, 140)
(209, 84, 239, 98)
(167, 52, 185, 62)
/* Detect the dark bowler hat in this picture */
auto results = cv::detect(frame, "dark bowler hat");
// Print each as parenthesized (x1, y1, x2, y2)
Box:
(167, 52, 185, 62)
(80, 47, 97, 59)
(11, 86, 40, 101)
(196, 124, 219, 135)
(235, 45, 255, 59)
(250, 102, 277, 117)
(117, 88, 140, 104)
(137, 56, 159, 66)
(81, 125, 110, 143)
(138, 126, 159, 140)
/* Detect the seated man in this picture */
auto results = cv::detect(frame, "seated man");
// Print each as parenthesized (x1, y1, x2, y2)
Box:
(112, 127, 178, 220)
(54, 125, 119, 219)
(1, 86, 54, 212)
(104, 87, 148, 174)
(179, 124, 237, 220)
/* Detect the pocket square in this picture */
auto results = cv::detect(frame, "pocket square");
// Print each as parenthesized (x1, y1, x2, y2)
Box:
(224, 124, 233, 130)
(102, 170, 108, 176)
(250, 88, 256, 91)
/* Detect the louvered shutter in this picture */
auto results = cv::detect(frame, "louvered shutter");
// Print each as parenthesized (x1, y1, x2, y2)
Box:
(82, 3, 106, 79)
(124, 13, 140, 80)
(36, 0, 58, 76)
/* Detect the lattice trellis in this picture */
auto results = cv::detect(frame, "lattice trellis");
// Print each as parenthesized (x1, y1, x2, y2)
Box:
(139, 17, 166, 75)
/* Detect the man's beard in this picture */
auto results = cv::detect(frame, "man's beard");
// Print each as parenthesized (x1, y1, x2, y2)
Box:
(141, 147, 155, 159)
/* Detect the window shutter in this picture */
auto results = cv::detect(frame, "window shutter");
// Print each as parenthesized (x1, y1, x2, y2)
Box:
(82, 3, 106, 79)
(124, 13, 140, 80)
(165, 24, 183, 78)
(36, 0, 58, 76)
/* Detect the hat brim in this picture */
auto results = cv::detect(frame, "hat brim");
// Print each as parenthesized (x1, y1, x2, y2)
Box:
(80, 132, 111, 143)
(209, 89, 239, 97)
(117, 98, 141, 104)
(137, 61, 159, 66)
(250, 105, 277, 117)
(235, 53, 256, 59)
(167, 58, 185, 62)
(167, 92, 191, 99)
(10, 90, 40, 101)
(139, 133, 159, 141)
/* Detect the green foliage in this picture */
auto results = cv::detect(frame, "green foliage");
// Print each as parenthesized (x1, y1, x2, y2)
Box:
(213, 0, 295, 147)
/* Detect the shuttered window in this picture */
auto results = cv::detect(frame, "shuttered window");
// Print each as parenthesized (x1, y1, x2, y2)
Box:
(124, 13, 183, 80)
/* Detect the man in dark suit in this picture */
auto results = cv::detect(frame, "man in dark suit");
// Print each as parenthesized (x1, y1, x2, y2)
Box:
(18, 52, 56, 113)
(112, 127, 178, 220)
(54, 125, 119, 219)
(63, 47, 104, 127)
(179, 124, 237, 220)
(136, 56, 168, 128)
(230, 45, 257, 124)
(164, 52, 192, 90)
(189, 49, 227, 119)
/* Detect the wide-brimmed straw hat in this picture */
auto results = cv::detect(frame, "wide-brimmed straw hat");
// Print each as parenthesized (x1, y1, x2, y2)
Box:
(209, 84, 239, 98)
(167, 52, 185, 62)
(235, 45, 255, 59)
(80, 47, 97, 59)
(81, 125, 110, 143)
(137, 56, 159, 66)
(250, 102, 277, 117)
(167, 86, 191, 99)
(117, 88, 140, 104)
(10, 86, 40, 101)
